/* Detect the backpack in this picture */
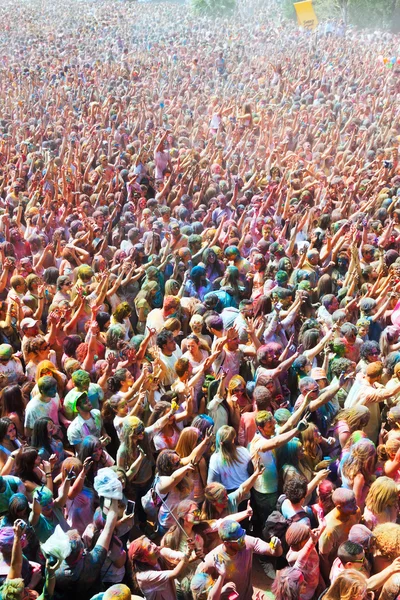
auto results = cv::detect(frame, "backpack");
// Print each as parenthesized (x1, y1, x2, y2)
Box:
(141, 475, 169, 521)
(262, 509, 310, 554)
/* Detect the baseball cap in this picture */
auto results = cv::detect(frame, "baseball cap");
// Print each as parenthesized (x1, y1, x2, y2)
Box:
(20, 318, 39, 330)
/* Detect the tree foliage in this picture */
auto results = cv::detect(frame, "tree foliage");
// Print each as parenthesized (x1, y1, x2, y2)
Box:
(191, 0, 236, 16)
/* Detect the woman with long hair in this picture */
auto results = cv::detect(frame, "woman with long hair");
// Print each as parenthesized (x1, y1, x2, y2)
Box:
(202, 247, 225, 284)
(363, 476, 399, 530)
(128, 535, 190, 600)
(328, 406, 371, 456)
(31, 417, 70, 475)
(14, 446, 54, 497)
(117, 415, 167, 527)
(340, 439, 377, 510)
(320, 570, 368, 600)
(271, 567, 307, 600)
(161, 499, 204, 600)
(380, 325, 400, 358)
(0, 385, 26, 438)
(24, 336, 53, 381)
(57, 456, 94, 535)
(148, 400, 193, 452)
(111, 301, 133, 340)
(77, 435, 114, 488)
(154, 449, 195, 535)
(175, 427, 212, 505)
(300, 423, 332, 474)
(0, 417, 23, 475)
(207, 426, 252, 496)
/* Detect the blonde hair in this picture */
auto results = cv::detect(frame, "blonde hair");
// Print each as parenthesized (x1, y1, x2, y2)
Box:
(365, 476, 399, 515)
(333, 406, 370, 431)
(323, 569, 367, 600)
(341, 439, 376, 483)
(373, 523, 400, 560)
(377, 438, 400, 462)
(215, 425, 240, 465)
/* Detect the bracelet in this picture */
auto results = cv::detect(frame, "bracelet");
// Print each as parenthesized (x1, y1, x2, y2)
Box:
(45, 473, 52, 478)
(38, 297, 44, 299)
(10, 455, 15, 460)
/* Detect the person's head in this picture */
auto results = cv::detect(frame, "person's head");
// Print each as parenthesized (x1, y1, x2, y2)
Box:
(175, 427, 202, 459)
(205, 314, 223, 335)
(163, 295, 180, 317)
(0, 417, 17, 444)
(7, 492, 29, 523)
(202, 482, 229, 518)
(337, 541, 366, 571)
(71, 369, 91, 392)
(321, 294, 339, 314)
(218, 520, 246, 556)
(156, 329, 176, 355)
(257, 343, 282, 368)
(156, 449, 181, 476)
(102, 585, 132, 600)
(360, 341, 380, 362)
(113, 301, 132, 323)
(283, 476, 308, 505)
(15, 447, 41, 480)
(365, 476, 399, 517)
(0, 385, 24, 419)
(33, 486, 54, 516)
(63, 335, 82, 358)
(31, 417, 55, 452)
(106, 324, 126, 350)
(340, 322, 358, 344)
(128, 535, 160, 567)
(255, 410, 276, 438)
(66, 529, 85, 565)
(365, 361, 383, 383)
(20, 317, 40, 337)
(215, 425, 239, 464)
(332, 488, 359, 516)
(335, 406, 370, 432)
(75, 392, 91, 414)
(10, 276, 27, 295)
(191, 573, 226, 600)
(323, 569, 368, 600)
(78, 435, 103, 464)
(107, 368, 134, 394)
(272, 567, 306, 600)
(286, 522, 311, 552)
(342, 439, 376, 482)
(191, 414, 214, 438)
(37, 376, 57, 399)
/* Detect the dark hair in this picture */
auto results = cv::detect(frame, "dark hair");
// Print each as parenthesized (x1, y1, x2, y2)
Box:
(96, 311, 111, 332)
(107, 369, 128, 393)
(337, 541, 364, 564)
(0, 417, 14, 444)
(0, 386, 24, 423)
(63, 335, 82, 358)
(360, 341, 380, 360)
(43, 267, 60, 286)
(156, 330, 175, 350)
(15, 447, 42, 485)
(205, 315, 223, 332)
(156, 449, 180, 476)
(283, 476, 308, 504)
(31, 417, 53, 456)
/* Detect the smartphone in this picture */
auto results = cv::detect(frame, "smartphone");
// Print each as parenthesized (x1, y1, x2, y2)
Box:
(126, 500, 135, 515)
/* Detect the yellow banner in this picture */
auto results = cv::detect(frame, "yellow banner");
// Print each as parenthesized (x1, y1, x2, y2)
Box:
(294, 1, 318, 30)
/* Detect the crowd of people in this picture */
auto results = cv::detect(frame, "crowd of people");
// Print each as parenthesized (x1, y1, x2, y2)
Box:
(0, 0, 400, 599)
